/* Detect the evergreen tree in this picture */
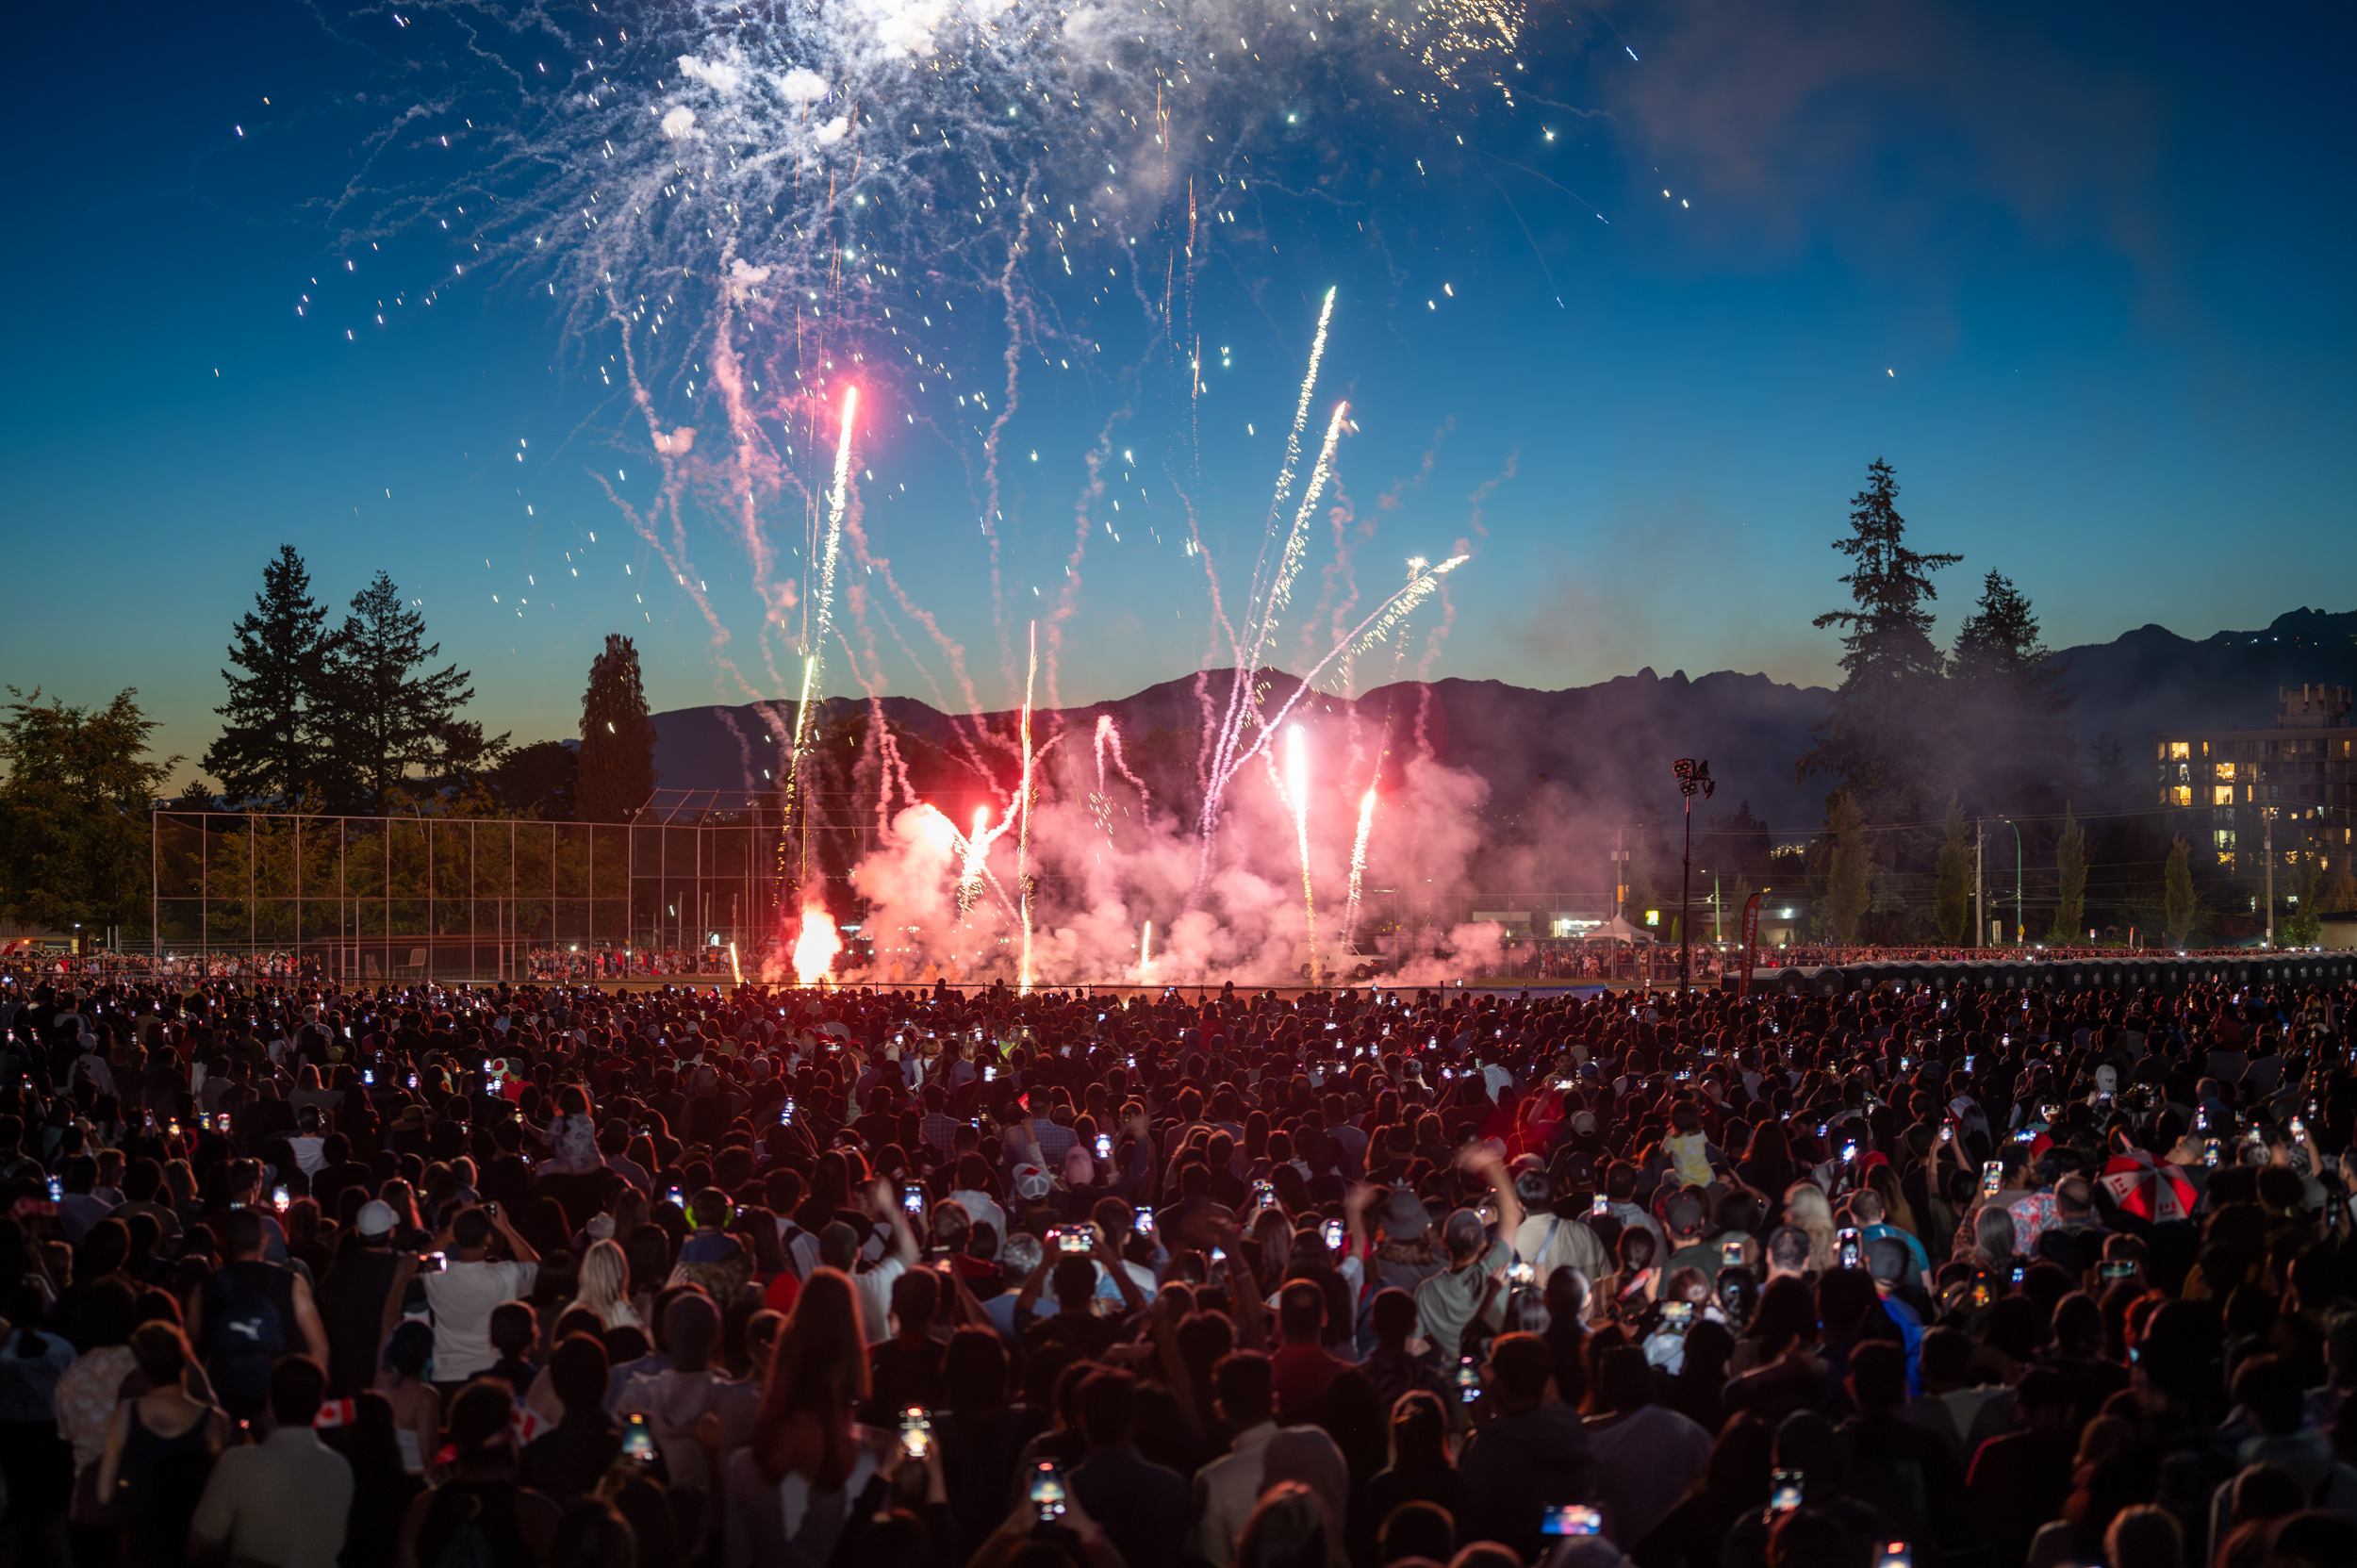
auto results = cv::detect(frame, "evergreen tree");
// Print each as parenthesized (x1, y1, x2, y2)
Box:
(0, 687, 181, 933)
(318, 572, 476, 810)
(203, 545, 330, 804)
(2052, 804, 2089, 941)
(1934, 797, 1972, 945)
(1821, 788, 1872, 943)
(1798, 459, 1962, 816)
(1950, 569, 2073, 813)
(2163, 835, 2198, 947)
(577, 634, 656, 822)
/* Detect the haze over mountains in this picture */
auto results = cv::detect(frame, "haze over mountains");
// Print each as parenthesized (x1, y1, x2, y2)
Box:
(641, 608, 2357, 843)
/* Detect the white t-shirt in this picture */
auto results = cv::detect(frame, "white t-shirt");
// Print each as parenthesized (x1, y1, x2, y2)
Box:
(849, 1257, 906, 1345)
(421, 1257, 538, 1379)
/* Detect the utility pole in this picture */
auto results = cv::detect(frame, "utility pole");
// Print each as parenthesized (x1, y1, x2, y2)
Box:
(2002, 817, 2024, 946)
(1974, 818, 1984, 949)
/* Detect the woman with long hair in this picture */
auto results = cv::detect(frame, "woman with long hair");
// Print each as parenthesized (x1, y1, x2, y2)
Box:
(1737, 1121, 1800, 1197)
(1781, 1182, 1838, 1276)
(726, 1268, 886, 1568)
(578, 1239, 647, 1332)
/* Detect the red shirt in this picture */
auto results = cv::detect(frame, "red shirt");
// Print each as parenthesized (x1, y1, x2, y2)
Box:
(1270, 1342, 1345, 1415)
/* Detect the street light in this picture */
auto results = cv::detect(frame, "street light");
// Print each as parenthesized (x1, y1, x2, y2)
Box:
(1673, 759, 1714, 997)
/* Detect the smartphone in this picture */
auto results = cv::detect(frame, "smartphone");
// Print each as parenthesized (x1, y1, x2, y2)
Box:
(1322, 1218, 1344, 1251)
(2100, 1260, 2136, 1281)
(898, 1406, 931, 1460)
(46, 1174, 62, 1202)
(1508, 1261, 1536, 1286)
(1842, 1141, 1858, 1164)
(363, 1068, 374, 1085)
(2204, 1139, 2220, 1167)
(1541, 1505, 1603, 1537)
(1661, 1299, 1695, 1332)
(1252, 1180, 1277, 1209)
(1838, 1227, 1862, 1270)
(1981, 1161, 2004, 1197)
(1592, 1194, 1611, 1217)
(1056, 1227, 1092, 1255)
(1095, 1133, 1112, 1160)
(1770, 1469, 1804, 1514)
(1029, 1461, 1068, 1523)
(1875, 1544, 1913, 1568)
(416, 1250, 447, 1274)
(622, 1412, 656, 1464)
(902, 1183, 925, 1215)
(1456, 1355, 1480, 1404)
(1135, 1208, 1154, 1236)
(2010, 1263, 2027, 1286)
(2292, 1115, 2306, 1140)
(1721, 1239, 1745, 1269)
(1938, 1125, 1953, 1144)
(983, 1065, 997, 1081)
(665, 1186, 684, 1208)
(272, 1184, 289, 1212)
(407, 1073, 419, 1090)
(1963, 1055, 1975, 1072)
(1210, 1246, 1226, 1264)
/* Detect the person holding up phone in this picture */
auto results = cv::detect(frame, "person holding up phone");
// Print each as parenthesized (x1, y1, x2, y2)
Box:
(410, 1202, 542, 1385)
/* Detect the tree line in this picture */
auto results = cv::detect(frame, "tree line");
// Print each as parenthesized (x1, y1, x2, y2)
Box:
(1796, 460, 2356, 947)
(0, 546, 659, 939)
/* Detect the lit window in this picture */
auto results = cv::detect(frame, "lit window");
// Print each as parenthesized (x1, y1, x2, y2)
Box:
(2168, 741, 2190, 760)
(2217, 762, 2236, 781)
(2170, 785, 2192, 806)
(2216, 830, 2235, 850)
(2214, 785, 2234, 806)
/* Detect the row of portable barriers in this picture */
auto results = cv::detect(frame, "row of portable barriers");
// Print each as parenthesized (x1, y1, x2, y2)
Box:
(1730, 953, 2357, 999)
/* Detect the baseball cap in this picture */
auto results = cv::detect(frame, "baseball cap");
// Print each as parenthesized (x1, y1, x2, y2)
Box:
(355, 1200, 397, 1239)
(1013, 1163, 1053, 1202)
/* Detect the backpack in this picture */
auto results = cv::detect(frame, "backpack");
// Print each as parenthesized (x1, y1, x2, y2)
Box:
(203, 1262, 290, 1418)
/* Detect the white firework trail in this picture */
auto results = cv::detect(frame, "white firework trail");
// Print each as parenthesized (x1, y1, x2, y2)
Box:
(1343, 783, 1378, 949)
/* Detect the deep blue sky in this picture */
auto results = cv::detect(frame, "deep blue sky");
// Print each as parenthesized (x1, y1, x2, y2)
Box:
(5, 1, 2351, 791)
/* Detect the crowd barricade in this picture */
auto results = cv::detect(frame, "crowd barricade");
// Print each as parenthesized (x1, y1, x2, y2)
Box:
(1745, 950, 2355, 998)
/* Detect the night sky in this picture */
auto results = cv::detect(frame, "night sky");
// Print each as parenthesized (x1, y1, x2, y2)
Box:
(5, 1, 2350, 790)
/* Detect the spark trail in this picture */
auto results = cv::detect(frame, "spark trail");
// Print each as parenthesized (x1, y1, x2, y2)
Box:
(1286, 723, 1318, 985)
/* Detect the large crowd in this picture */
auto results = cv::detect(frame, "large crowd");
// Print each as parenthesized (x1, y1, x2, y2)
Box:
(0, 966, 2351, 1568)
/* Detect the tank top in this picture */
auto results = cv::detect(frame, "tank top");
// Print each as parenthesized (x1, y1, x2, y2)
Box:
(121, 1402, 218, 1564)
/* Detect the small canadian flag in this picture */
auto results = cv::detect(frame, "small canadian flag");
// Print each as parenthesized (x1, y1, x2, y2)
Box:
(313, 1399, 358, 1429)
(512, 1409, 545, 1445)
